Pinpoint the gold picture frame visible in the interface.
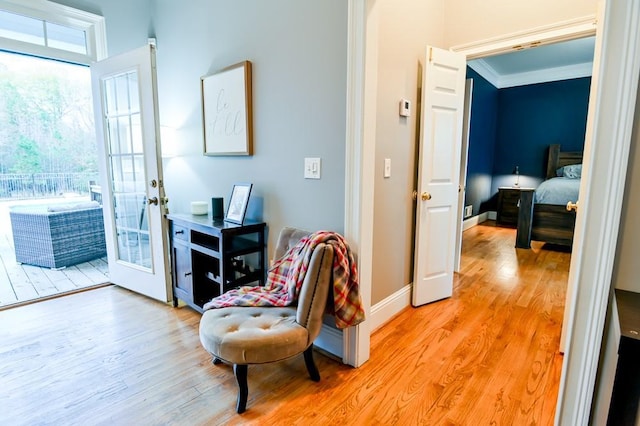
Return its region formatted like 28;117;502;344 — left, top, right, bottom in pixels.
201;61;253;156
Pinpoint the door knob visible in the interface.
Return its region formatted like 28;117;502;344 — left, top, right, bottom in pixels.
421;192;432;201
566;200;578;212
148;197;158;205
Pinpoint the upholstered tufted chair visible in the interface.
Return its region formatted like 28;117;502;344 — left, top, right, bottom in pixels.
199;227;334;413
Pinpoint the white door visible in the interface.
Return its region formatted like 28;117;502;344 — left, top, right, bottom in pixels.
91;44;171;302
454;78;473;273
412;46;466;307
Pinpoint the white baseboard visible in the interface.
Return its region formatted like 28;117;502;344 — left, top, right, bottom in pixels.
370;284;412;333
368;210;496;334
315;324;343;359
462;212;489;231
316;283;413;360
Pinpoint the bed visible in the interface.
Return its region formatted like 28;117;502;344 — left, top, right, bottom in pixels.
515;144;583;248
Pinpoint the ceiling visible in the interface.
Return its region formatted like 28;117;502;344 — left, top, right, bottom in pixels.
467;36;595;89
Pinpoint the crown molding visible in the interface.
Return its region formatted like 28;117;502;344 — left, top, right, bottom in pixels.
498;62;592;88
467;59;500;87
468;58;592;89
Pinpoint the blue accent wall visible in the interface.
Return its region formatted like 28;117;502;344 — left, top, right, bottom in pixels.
464;67;498;216
463;74;591;218
492;77;591;191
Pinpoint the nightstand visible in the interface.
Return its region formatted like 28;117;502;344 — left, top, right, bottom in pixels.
497;187;523;227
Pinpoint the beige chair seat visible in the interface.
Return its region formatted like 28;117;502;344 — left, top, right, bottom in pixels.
199;227;335;414
200;306;307;364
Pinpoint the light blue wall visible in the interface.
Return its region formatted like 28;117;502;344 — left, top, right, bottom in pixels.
52;0;348;258
51;0;153;56
154;0;348;256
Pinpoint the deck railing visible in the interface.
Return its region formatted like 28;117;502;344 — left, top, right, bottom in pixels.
0;173;99;200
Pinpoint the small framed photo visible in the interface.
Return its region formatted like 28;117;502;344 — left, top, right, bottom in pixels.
225;183;253;224
201;61;253;156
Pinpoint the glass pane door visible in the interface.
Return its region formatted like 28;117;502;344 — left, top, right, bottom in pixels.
102;70;151;269
92;44;170;302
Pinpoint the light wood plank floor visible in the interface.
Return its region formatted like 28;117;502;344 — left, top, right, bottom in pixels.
0;222;569;425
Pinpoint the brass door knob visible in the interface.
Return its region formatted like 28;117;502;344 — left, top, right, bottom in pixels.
148;197;159;205
421;192;432;201
566;201;578;212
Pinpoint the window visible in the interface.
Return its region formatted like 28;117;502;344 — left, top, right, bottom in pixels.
0;0;105;64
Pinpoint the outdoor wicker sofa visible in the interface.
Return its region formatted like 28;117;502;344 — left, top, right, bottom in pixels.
9;201;106;269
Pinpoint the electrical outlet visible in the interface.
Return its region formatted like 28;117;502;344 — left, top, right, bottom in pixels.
464;205;473;218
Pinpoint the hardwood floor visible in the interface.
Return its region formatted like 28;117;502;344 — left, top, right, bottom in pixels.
0;222;569;425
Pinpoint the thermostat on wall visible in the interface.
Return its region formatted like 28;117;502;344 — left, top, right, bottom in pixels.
399;98;411;117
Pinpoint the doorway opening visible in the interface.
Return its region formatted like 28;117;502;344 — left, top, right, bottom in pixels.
0;50;108;309
460;35;594;239
452;25;597;353
0;0;108;309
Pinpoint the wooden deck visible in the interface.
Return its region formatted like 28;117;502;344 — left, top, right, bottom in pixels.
0;198;110;309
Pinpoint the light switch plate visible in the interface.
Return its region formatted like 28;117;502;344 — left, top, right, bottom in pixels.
399;98;411;117
384;158;391;178
304;157;321;179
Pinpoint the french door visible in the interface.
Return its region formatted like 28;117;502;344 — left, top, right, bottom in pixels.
91;44;171;302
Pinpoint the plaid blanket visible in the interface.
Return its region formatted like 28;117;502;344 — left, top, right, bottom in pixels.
202;231;365;329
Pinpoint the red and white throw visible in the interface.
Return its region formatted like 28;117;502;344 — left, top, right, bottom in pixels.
203;231;365;329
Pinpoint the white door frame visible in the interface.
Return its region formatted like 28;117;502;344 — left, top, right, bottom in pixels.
345;0;640;422
553;2;640;423
342;0;374;367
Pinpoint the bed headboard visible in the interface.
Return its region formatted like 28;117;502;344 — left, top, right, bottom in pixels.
546;144;583;179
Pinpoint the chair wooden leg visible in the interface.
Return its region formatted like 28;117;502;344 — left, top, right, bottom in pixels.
233;364;248;414
303;346;320;382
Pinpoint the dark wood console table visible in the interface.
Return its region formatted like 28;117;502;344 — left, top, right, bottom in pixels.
167;213;266;313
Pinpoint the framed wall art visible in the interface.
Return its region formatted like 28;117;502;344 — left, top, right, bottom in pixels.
201;61;253;155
